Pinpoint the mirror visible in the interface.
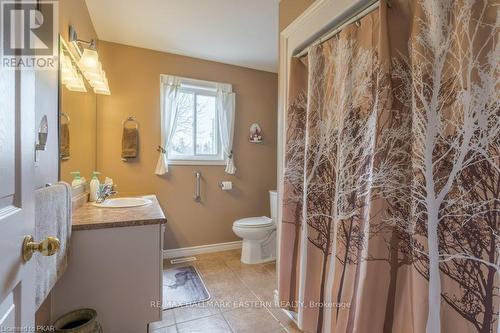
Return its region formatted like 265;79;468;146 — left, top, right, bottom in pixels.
58;37;97;184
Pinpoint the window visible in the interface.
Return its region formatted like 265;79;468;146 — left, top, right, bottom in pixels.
168;82;224;164
156;74;235;174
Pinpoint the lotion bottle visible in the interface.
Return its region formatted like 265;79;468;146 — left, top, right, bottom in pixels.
89;171;101;202
70;171;82;187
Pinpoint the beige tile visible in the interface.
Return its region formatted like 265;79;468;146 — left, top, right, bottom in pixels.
217;249;242;261
195;258;232;277
202;270;240;288
223;256;247;271
204;270;244;287
159;250;296;332
223;307;282;333
269;328;288;333
231;259;267;270
149;310;175;330
240;270;275;289
209;279;260;312
173;303;220;324
268;307;302;333
263;261;277;274
230;263;275;287
152;325;178;333
247;278;277;303
176;314;232;333
238;276;276;305
213;290;261;312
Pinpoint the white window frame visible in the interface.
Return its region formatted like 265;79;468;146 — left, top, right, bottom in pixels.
167;78;226;166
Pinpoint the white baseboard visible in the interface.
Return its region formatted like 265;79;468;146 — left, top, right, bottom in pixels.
163;240;242;259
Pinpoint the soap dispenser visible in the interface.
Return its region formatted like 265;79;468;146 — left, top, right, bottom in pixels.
70;171;82;187
89;171;101;202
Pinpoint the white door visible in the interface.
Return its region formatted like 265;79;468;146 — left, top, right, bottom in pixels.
0;50;37;329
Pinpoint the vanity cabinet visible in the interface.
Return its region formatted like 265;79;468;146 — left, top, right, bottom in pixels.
51;195;166;333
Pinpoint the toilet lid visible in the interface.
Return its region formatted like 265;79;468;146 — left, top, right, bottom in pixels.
234;216;273;228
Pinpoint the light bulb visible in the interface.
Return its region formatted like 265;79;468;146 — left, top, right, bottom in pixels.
78;48;99;71
66;73;87;92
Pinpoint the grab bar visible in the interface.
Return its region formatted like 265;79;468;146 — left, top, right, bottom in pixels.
194;171;201;202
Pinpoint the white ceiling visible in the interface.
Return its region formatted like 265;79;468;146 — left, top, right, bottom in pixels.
85;0;279;73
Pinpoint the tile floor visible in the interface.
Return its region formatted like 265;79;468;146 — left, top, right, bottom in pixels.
149;249;302;333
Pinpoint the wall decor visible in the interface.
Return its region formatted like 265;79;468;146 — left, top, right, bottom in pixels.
249;123;262;143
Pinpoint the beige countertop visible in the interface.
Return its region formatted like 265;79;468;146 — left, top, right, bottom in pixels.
72;195;167;231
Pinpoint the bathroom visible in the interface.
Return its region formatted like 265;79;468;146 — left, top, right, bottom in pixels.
1;0;499;332
36;0;281;331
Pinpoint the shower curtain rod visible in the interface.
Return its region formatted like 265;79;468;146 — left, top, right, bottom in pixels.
293;0;389;58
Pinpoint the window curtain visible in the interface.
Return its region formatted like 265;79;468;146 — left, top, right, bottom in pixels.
155;75;181;175
279;1;499;333
216;83;237;174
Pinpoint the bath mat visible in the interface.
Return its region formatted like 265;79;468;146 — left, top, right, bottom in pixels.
162;265;210;310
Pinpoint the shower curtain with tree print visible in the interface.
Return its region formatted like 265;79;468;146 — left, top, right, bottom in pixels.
279;0;500;332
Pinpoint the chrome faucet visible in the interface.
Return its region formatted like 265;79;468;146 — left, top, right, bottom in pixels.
95;184;117;203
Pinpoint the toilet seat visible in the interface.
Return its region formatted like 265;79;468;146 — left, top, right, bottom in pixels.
233;216;273;228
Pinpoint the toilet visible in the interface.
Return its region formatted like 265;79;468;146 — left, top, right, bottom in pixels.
232;190;277;264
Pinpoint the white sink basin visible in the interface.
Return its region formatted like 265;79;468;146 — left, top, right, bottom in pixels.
92;197;152;208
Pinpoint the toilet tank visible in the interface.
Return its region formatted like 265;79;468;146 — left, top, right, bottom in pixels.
269;190;278;222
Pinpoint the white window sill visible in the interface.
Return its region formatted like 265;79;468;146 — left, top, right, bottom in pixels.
168;160;226;166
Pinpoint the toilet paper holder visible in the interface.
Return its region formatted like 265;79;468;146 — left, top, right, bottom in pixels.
218;181;233;190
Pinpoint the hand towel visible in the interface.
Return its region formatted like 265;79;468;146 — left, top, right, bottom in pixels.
60;123;70;159
35;182;72;310
121;127;138;159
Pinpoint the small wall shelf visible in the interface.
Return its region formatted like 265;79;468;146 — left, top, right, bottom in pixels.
249;138;263;143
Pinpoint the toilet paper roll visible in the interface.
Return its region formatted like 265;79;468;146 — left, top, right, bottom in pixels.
220;181;233;191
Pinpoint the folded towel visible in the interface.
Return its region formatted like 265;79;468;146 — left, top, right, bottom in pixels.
60;123;70;159
35;182;72;310
121;127;138;159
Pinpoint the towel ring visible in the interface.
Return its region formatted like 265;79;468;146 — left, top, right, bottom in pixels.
122;116;139;129
61;112;70;124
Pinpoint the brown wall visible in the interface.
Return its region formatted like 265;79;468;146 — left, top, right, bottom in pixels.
96;42;278;249
59;0;98;184
59;0;97;42
279;0;317;32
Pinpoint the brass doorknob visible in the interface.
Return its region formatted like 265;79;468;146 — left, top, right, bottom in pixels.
22;235;60;262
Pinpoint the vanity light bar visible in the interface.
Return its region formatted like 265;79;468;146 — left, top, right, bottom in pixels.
68;26;111;95
66;74;87;92
78;49;111;95
60;39;87;92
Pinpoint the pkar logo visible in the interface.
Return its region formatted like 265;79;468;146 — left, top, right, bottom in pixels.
1;1;58;70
